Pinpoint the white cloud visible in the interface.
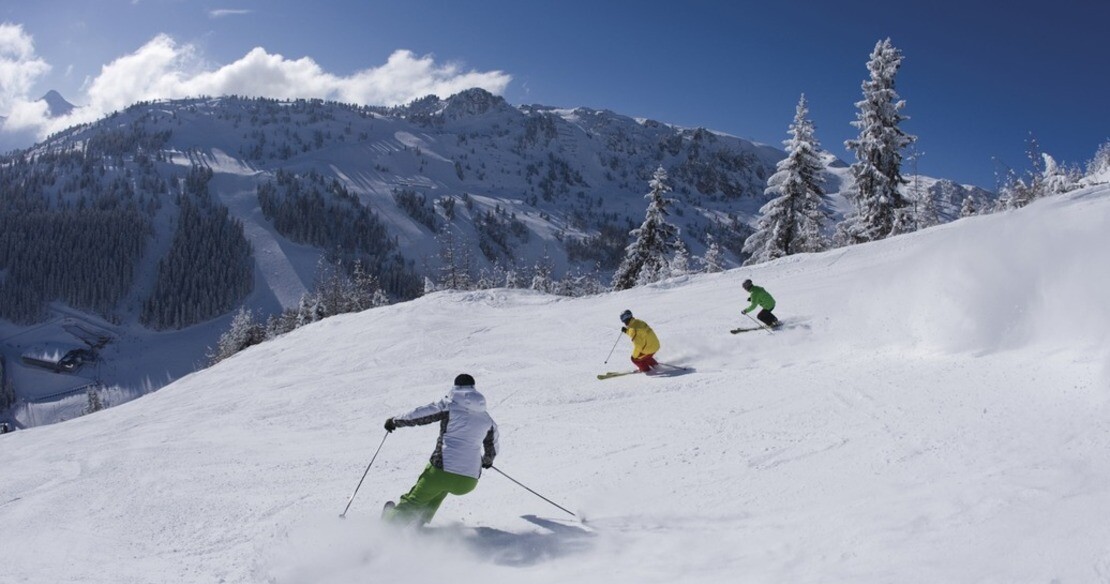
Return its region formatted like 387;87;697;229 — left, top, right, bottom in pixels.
0;23;51;113
208;9;253;18
1;32;512;148
335;50;513;106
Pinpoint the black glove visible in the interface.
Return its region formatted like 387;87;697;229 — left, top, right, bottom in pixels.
384;418;396;433
621;326;627;333
481;455;493;469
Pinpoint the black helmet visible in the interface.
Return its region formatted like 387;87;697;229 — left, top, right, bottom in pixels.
742;279;753;291
620;309;633;323
453;373;475;387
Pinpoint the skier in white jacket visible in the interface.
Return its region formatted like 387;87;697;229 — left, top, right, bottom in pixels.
382;373;499;525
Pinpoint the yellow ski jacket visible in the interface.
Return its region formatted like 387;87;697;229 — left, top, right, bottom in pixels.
624;318;660;358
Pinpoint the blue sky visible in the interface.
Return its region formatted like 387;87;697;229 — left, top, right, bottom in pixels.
2;0;1106;189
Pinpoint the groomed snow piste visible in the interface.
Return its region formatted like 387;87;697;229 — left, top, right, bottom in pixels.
2;185;1108;584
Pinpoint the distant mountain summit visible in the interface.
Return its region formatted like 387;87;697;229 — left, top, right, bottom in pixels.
40;90;76;118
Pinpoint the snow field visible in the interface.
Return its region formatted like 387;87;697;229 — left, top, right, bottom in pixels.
1;185;1108;583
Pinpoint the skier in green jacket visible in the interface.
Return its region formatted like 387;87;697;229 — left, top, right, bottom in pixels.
741;279;780;328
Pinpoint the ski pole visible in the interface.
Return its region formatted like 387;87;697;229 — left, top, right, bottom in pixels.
339;431;389;519
744;312;774;335
490;465;578;519
603;329;623;363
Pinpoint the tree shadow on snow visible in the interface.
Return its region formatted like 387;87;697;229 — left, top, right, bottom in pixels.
455;514;596;567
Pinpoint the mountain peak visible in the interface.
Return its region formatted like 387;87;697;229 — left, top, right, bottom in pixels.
39;90;76;118
441;87;511;118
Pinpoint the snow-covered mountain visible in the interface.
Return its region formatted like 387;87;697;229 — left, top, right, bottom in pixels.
0;90;993;427
1;183;1106;584
39;90;76;118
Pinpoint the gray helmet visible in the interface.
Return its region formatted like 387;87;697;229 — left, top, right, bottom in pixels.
742;279;753;291
620;309;633;323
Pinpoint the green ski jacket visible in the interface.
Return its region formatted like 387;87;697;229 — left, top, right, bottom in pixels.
744;285;776;313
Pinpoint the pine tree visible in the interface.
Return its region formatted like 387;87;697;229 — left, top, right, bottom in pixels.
998;134;1060;209
743;94;829;265
211;306;264;364
351;260;387;311
1040;153;1078;196
612;166;680;290
959;194;978;218
911;182;939;229
906;146;938;229
1086;140;1110;181
530;248;555;293
84;385;104;415
669;239;691;277
838;38;916;245
435;224;472;290
504;266;521;289
295;293;325;328
700;239;726;273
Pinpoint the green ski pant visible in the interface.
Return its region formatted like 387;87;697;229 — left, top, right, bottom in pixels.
387;464;478;525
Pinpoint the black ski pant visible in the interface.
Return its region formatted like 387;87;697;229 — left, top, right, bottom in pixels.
757;308;779;327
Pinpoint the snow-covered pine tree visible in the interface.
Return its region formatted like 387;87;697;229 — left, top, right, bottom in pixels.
743;94;829;265
435;224;472;290
504;266;521;289
959;194;978;218
669;239;691;277
295;293;325;328
612;166;680;291
264;310;299;340
211;306;265;364
700;239;726;273
1040;153;1079;196
371;289;391;308
1087;140;1110;181
838;38;916;245
530;248;555;293
351;259;389;310
84;384;104;415
906;146;938;229
999;134;1059;209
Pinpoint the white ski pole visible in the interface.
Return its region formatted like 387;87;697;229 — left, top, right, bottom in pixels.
339;431;389;518
603;329;623;363
744;312;774;335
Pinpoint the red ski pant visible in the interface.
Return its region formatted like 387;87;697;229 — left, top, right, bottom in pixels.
632;352;658;372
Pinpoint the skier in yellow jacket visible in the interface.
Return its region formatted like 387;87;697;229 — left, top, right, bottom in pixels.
620;309;660;372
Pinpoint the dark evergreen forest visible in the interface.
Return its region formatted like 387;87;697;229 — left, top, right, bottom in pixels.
257;170;421;300
141;167;254;329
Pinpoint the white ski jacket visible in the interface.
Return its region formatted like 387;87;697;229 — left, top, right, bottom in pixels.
392;385;499;479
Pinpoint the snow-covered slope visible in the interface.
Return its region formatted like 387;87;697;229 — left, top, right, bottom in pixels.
2;183;1107;582
1;92;1000;428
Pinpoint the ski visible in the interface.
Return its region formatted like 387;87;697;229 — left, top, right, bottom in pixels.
598;362;691;379
730;327;763;334
731;321;784;334
597;370;643;380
